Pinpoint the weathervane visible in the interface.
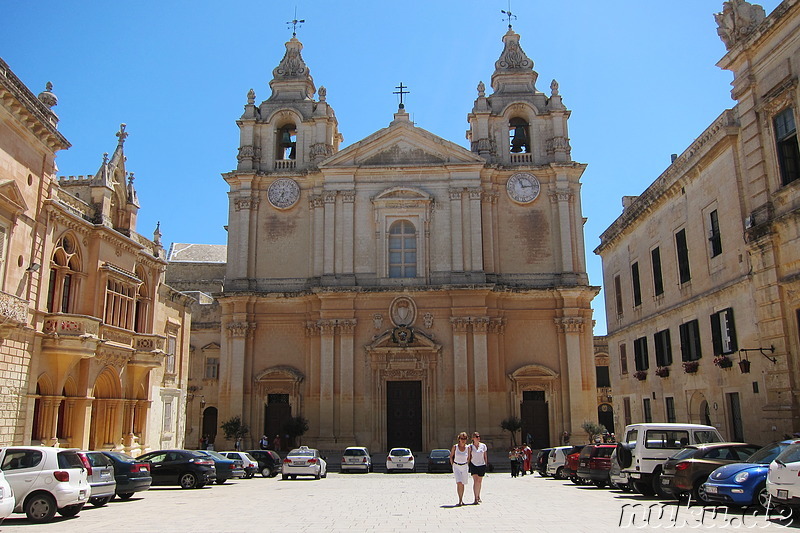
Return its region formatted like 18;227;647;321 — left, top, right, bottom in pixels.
501;0;517;29
393;82;410;109
287;7;305;37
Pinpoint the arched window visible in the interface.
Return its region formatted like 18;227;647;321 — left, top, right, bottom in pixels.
134;267;149;333
388;220;417;278
276;125;297;160
46;234;81;313
509;117;530;153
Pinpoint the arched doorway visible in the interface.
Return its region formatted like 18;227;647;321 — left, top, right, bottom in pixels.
202;406;218;448
598;403;614;435
264;394;291;450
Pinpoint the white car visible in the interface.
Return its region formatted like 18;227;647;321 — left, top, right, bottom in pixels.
281;446;327;480
545;446;572;478
221;451;259;478
767;442;800;509
0;446;90;523
341;447;372;473
386;448;415;473
0;470;15;521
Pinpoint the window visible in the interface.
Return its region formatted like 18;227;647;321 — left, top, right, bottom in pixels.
596;366;611;388
631;262;642;307
651;247;664;297
665;397;676;423
645;430;689;449
205;357;219;379
104;279;136;329
166;335;176;374
614;275;623;316
679;319;702;361
47;234;81;313
633;336;649;371
388;220;417;278
675;228;691;284
654;329;672;367
775;108;799;185
623;397;632;427
619;343;628;375
276;125;297;160
508;117;530;153
163;400;173;432
643;398;652;423
711;308;738;355
709;209;722;257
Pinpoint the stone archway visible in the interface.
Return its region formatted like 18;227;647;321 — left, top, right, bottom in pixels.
253;366;304;450
688;390;713;426
508;364;561;449
89;368;123;449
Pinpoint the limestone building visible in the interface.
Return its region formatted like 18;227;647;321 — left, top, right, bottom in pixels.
595;0;800;442
0;57;193;452
170;25;599;452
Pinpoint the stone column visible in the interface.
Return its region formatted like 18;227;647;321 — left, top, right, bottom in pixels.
223;321;256;425
449;189;464;272
233;196;254;279
338;319;357;442
310;195;324;277
342;191;355;278
323;192;337;277
550;190;574;273
318;319;336;440
468;188;484;273
451;317;470;428
472;317;490;434
555;317;587;434
482;192;497;273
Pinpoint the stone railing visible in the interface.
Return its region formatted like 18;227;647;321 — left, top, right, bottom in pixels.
133;334;165;352
274;159;296;170
510;152;533;164
43;314;101;336
0;290;29;328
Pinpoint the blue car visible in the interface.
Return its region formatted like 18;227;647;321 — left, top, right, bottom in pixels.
703;440;798;510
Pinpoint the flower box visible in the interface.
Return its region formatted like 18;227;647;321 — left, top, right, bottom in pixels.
683;360;699;373
713;356;733;369
655;366;670;378
633;370;647;381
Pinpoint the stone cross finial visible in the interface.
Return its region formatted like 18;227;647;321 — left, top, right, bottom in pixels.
37;82;58;108
318;86;327;102
393;82;410;109
128;172;135;185
477;81;485;97
153;221;162;246
116;123;128;145
102;152;109;165
247;88;255;105
550;79;559;96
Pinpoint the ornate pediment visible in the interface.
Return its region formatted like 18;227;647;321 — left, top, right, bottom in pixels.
360;142;446;166
0;179;28;218
367;327;440;352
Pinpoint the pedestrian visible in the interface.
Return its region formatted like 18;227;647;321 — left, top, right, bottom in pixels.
523;443;533;474
273;434;281;452
469;432;489;504
259;434;270;450
235;437;242;451
449;432;471;506
200;435;208;449
509;446;519;477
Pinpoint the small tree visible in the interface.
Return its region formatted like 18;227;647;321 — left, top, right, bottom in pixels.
221;416;249;442
581;421;607;443
283;416;309;447
500;416;524;446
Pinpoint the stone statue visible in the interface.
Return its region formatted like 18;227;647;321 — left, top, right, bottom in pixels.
318;85;327;102
715;0;766;50
477;81;485;97
247;88;255;105
550;79;559;97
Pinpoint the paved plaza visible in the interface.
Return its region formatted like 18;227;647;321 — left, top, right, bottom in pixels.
0;472;796;532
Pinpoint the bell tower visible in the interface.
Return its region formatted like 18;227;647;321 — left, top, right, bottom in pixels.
467;27;571;166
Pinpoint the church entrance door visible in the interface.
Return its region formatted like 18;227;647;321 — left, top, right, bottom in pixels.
386;381;422;451
264;394;291;450
521;391;550;448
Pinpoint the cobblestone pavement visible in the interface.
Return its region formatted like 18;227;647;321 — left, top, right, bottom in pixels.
0;472;796;532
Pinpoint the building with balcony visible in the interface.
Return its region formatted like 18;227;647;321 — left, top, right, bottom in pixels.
0;57;192;452
595;0;800;442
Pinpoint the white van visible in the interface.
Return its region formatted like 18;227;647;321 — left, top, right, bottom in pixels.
616;423;723;496
545;446;572;479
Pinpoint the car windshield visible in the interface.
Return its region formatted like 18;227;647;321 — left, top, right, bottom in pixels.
670;447;699;460
104;451;135;462
596;447;614;458
244;454;257;462
57;451;84;469
390;449;411;456
344;449;367;456
430;450;450;458
206;451;228;460
747;442;793;464
694;430;721;444
775;444;800;464
188;451;208;458
288;450;315;457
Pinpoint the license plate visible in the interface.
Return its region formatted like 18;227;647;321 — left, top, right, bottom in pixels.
629;473;640;479
778;489;788;499
347;459;360;463
396;464;405;468
100;472;112;479
293;461;304;466
662;478;670;485
705;486;718;494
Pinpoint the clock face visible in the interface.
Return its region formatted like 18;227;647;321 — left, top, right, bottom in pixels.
506;172;540;204
267;178;300;209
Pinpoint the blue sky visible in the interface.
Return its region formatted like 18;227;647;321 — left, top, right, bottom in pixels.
2;0;782;334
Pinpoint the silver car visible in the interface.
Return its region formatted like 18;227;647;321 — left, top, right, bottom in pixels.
341;447;372;473
281;446;327;480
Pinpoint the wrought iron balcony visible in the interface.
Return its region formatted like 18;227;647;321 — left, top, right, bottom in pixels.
0;290;29;331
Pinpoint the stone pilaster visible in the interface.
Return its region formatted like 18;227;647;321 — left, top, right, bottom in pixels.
472;317;490;433
468;188;484;272
449;189;464;272
451;317;470;427
338;319;357;442
550;189;575;272
317;319;336;439
323;192;337;276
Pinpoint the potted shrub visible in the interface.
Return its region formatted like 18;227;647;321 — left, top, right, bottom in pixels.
633;370;647;381
683;360;699;373
713;355;733;369
655;366;670;378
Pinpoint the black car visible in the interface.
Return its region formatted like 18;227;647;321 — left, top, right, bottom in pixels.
427;449;452;473
246;449;282;478
101;451;153;500
194;450;244;484
137;449;216;489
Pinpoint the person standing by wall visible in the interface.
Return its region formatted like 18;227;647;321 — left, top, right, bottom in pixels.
450;432;471;506
469;432;489;504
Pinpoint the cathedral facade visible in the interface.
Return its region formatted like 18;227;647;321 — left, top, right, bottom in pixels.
172;26;599;452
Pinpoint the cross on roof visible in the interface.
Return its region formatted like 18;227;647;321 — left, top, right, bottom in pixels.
393;82;410;109
287;8;305;36
502;1;517;29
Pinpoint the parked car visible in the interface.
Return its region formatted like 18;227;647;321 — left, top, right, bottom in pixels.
545;446;571;479
660;442;760;503
701;439;797;511
221;451;259;478
767;441;800;510
0;446;90;523
426;449;452;473
282;446;327;480
609;448;631;491
76;451;116;507
577;444;616;487
0;470;15;521
100;451;152;500
386;448;415;473
194;450;244;484
341;447;372;473
535;448;553;476
562;445;586;484
246;449;282;478
616;423;723;496
137;449;216;489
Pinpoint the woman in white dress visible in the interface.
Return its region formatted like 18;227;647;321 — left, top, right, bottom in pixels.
449;432;471;506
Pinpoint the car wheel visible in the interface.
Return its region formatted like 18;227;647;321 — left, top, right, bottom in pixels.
262;467;272;478
216;478;227;485
315;472;321;480
291;475;296;480
24;493;57;523
180;472;199;489
281;474;288;480
57;503;84;518
570;475;581;485
117;492;134;501
555;466;565;479
322;469;327;478
633;480;655;496
196;483;206;489
594;480;607;488
89;496;112;507
693;480;712;505
652;470;669;498
755;483;774;511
